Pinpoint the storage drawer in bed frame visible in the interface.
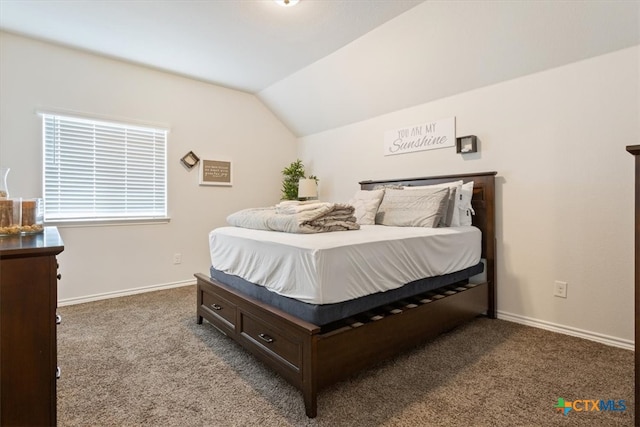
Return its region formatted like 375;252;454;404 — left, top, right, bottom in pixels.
199;287;237;334
196;272;489;417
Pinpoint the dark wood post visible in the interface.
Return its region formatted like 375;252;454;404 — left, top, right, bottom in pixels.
626;145;640;424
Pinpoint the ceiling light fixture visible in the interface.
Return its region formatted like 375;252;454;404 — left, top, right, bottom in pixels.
274;0;299;6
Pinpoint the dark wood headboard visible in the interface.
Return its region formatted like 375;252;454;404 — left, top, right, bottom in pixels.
359;171;497;318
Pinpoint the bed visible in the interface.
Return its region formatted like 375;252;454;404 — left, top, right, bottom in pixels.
195;171;497;418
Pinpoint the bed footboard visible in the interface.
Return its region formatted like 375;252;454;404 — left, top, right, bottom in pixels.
196;273;488;418
196;273;321;416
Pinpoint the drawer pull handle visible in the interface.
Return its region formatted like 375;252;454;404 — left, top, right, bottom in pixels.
56;314;62;325
210;304;222;311
56;367;61;379
57;273;62;280
258;333;274;344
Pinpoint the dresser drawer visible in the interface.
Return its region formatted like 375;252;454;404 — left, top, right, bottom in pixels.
240;312;302;371
200;289;237;331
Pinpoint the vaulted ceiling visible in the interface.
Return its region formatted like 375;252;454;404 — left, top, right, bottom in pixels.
1;1;638;137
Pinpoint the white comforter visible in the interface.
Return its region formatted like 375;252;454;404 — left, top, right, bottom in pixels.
209;224;481;304
226;202;359;233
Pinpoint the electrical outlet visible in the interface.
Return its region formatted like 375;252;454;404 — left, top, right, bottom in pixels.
173;253;182;264
554;280;567;298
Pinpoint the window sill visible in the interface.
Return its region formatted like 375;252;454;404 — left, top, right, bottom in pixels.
45;217;171;228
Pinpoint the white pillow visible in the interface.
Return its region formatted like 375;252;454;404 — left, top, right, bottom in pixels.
459;181;475;226
348;189;384;225
403;180;463;227
375;187;450;228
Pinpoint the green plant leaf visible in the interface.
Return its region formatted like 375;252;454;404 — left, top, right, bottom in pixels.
281;159;307;200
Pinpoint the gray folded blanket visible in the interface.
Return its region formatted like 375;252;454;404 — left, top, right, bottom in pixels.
227;202;360;233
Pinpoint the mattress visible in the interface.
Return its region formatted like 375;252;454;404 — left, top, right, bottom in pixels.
210;262;484;326
209;224;481;305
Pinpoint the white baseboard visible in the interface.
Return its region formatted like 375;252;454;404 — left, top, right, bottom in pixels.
58;286;635;352
58;279;195;307
498;311;634;351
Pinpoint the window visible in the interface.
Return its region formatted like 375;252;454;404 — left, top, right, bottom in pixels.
42;113;168;223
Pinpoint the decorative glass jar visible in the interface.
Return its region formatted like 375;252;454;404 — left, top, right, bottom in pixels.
21;198;44;234
0;198;21;236
0;167;9;199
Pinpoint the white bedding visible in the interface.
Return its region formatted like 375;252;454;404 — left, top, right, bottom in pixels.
209;224;481;305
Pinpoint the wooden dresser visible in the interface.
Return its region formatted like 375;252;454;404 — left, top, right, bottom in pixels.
0;227;64;426
627;145;639;425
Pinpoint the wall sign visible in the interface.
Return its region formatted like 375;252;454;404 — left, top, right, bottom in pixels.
384;117;455;156
199;159;232;186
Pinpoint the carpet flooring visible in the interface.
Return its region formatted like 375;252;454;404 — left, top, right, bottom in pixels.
57;285;634;426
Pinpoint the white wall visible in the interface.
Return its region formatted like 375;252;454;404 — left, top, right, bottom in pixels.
299;46;638;346
0;32;297;303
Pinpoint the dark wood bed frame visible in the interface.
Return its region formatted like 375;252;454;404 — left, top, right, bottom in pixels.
195;171;497;418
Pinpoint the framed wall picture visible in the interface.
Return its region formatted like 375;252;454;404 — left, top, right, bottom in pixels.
180;151;200;169
199;159;232;186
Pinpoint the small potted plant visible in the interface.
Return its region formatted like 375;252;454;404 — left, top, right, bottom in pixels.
281;159;317;200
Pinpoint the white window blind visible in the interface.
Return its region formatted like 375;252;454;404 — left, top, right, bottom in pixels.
42;113;167;222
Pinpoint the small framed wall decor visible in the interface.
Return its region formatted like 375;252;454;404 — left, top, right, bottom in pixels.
180;151;200;169
456;135;478;154
199;159;232;186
